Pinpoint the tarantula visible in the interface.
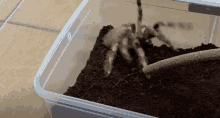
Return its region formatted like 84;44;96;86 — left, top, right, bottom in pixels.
103;0;193;78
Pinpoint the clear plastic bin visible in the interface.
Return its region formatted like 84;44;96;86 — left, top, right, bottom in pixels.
34;0;220;117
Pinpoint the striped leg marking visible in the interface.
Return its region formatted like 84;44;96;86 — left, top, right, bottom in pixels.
137;0;143;35
122;23;136;33
152;22;175;50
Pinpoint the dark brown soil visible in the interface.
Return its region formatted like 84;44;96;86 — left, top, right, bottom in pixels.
64;25;220;118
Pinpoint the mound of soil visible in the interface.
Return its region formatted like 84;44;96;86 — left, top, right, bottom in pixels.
64;25;220;118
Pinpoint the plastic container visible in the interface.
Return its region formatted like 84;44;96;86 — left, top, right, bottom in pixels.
34;0;220;117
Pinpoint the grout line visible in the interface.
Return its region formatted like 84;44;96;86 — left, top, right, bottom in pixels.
7;21;61;35
0;0;24;31
4;0;23;22
209;16;218;44
0;0;61;35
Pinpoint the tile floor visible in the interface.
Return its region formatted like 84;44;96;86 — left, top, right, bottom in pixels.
0;0;82;117
0;0;219;118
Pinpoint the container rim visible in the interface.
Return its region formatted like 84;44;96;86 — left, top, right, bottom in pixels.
34;0;220;117
174;0;220;7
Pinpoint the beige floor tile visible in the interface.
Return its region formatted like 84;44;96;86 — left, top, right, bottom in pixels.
0;23;58;118
8;0;83;31
0;25;58;67
0;0;22;21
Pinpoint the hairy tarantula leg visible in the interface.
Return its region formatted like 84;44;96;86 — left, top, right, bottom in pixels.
137;0;143;35
177;22;194;30
122;23;136;33
132;37;148;69
119;38;132;63
152;22;176;50
156;31;176;50
132;37;151;78
104;43;119;77
122;23;135;27
154;21;194;31
141;25;157;44
153;21;166;32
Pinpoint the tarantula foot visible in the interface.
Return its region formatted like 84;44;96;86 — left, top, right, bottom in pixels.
142;71;151;79
105;71;111;77
104;60;112;77
141;67;151;79
104;68;111;77
145;74;151;79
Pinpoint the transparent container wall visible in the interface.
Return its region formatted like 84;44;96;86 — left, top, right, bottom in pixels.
34;0;220;118
42;0;220;94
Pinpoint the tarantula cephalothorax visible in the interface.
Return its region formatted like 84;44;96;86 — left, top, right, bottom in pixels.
102;0;193;78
